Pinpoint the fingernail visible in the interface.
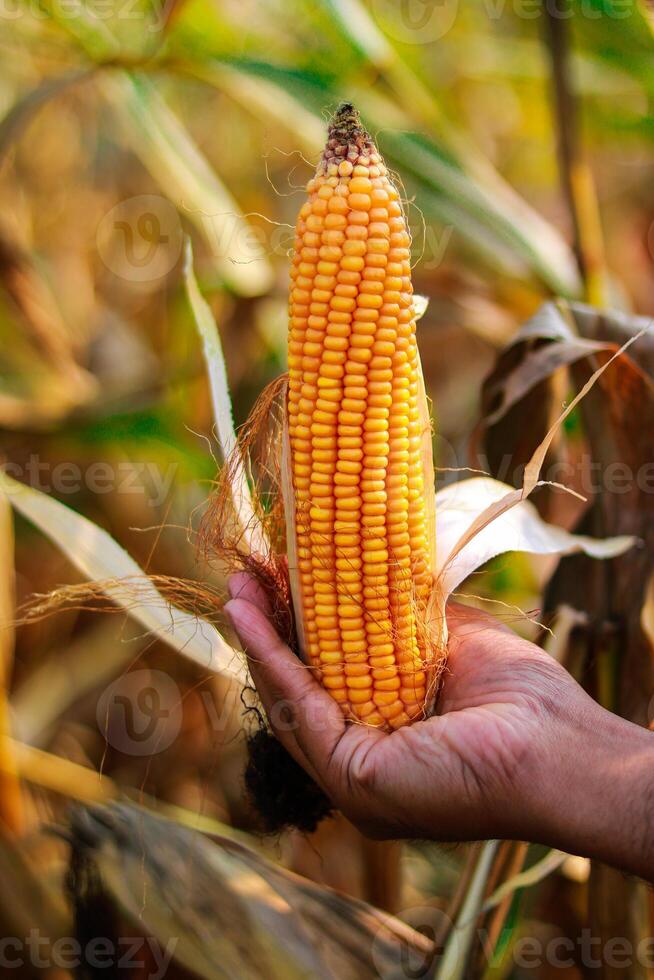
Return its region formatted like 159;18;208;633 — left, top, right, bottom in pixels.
224;598;238;628
227;572;248;600
224;599;248;645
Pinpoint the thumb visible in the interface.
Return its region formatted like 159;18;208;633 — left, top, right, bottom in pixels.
224;595;287;667
224;596;350;781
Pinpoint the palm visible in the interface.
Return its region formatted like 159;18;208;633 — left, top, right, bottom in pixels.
227;574;654;876
321;605;564;840
226;576;575;842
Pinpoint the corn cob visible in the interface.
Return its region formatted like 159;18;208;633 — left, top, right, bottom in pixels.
285;103;436;731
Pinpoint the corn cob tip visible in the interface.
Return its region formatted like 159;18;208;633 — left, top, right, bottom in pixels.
324;102;374;167
330;101;365;136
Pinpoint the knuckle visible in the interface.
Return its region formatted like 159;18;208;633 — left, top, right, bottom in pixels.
345;737;379;796
514;654;568;720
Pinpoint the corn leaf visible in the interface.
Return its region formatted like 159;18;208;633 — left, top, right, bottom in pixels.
36;0;120;58
572;0;654;99
26;0;581;294
442;317;648;584
67;802;435;980
313;0;580;294
0;494;14;682
196;58;580;295
435;476;635;595
0;495;24;833
436;840;499;980
13;622;148;746
102;72;274;297
414;295;429;321
316;0;394;65
193;61;324;155
480;849;568;916
0;69;95;164
184;239;269;559
0;472;245;683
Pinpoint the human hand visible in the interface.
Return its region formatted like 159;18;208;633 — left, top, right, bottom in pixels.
225;573;654;880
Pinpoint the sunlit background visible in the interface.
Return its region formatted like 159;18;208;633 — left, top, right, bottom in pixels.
0;0;653;975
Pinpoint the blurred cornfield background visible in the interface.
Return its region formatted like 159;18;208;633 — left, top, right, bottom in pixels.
0;0;653;977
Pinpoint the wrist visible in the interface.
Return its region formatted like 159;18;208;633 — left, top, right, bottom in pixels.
523;694;654;880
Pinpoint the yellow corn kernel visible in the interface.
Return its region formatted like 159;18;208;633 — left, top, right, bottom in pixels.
287;102;435;732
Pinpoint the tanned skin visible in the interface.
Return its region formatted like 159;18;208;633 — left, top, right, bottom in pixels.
226;572;654;882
